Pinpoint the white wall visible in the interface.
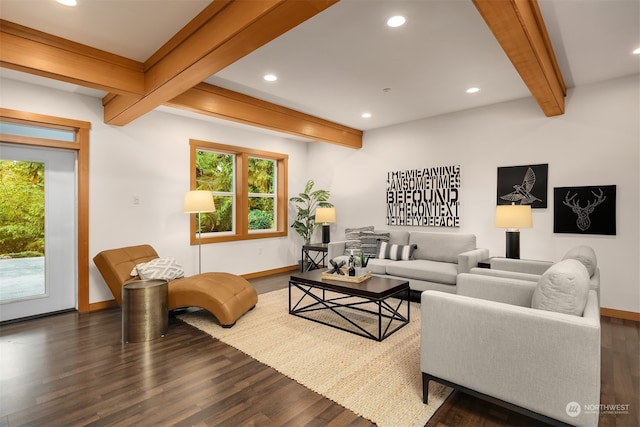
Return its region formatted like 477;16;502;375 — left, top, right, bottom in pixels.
1;75;638;312
0;79;312;303
306;75;640;313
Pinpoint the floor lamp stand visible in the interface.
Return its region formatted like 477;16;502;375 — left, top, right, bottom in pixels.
197;212;203;274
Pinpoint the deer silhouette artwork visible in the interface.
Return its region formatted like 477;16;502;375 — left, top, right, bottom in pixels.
563;188;606;231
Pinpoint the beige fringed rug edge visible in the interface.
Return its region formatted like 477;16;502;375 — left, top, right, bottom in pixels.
178;288;451;427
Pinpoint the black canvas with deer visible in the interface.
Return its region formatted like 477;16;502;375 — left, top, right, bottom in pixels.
497;164;548;208
553;185;616;235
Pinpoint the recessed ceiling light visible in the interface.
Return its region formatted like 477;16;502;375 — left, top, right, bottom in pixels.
466;87;480;94
387;16;406;28
633;47;640;55
56;0;77;6
263;74;277;82
361;112;372;118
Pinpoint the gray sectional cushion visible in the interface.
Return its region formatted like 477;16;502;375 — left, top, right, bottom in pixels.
410;232;476;263
388;230;410;245
367;258;393;275
531;259;590;316
386;259;458;285
562;245;597;277
360;230;390;257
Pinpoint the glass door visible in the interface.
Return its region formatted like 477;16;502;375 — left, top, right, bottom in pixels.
0;143;77;322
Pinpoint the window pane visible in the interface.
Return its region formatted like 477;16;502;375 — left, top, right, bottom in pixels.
0;122;75;142
248;157;275;194
249;197;275;230
196;150;233;192
198;196;233;233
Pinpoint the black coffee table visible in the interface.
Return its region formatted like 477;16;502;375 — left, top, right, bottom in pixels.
289;269;410;341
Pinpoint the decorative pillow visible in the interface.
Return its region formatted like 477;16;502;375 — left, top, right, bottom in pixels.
344;226;374;255
562;245;597;277
376;241;417;261
531;259;590;316
359;230;390;258
130;257;185;281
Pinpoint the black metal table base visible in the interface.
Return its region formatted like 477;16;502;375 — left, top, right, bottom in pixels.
288;280;410;341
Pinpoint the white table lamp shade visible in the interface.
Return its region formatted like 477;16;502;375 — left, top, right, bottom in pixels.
315;207;336;224
495;205;532;230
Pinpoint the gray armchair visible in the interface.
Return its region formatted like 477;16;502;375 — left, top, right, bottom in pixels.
471;245;600;298
421;266;601;427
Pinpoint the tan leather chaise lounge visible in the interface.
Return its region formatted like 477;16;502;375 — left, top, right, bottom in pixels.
93;244;258;327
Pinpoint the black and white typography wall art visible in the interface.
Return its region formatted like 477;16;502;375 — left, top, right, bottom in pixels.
497;163;548;208
554;185;616;235
386;165;460;227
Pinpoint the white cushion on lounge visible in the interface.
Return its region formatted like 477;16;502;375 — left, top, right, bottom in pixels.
131;257;185;281
531;259;590;316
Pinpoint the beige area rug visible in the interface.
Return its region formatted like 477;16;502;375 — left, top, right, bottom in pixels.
178;287;451;427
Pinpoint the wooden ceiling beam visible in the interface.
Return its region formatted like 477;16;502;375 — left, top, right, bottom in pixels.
0;20;144;95
103;0;339;126
166;83;363;149
473;0;566;116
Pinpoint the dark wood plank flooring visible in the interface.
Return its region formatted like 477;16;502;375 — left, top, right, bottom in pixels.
0;272;638;427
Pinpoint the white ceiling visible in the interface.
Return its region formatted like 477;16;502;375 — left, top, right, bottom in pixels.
0;0;638;132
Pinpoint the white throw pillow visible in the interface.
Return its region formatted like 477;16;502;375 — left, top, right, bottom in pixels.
562;245;597;277
531;259;590;316
130;257;185;281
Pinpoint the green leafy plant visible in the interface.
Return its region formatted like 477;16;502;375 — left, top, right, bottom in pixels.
289;180;333;244
358;251;369;268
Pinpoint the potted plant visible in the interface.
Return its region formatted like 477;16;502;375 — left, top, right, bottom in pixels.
290;179;333;245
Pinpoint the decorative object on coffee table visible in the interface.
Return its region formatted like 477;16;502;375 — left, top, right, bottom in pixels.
321;269;372;283
328;259;346;274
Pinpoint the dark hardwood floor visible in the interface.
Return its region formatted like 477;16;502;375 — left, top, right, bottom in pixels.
1;272;638;427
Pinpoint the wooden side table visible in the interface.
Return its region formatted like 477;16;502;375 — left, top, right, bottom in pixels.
477;258;494;269
301;243;328;272
122;279;168;343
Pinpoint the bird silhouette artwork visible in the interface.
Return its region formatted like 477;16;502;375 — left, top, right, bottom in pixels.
500;167;542;205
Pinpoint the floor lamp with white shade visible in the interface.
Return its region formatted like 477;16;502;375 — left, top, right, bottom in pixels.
183;190;216;274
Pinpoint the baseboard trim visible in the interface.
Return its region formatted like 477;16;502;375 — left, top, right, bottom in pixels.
241;265;298;280
89;299;118;312
601;307;640;322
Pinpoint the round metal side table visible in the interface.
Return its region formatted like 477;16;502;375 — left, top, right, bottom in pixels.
122;279;168;343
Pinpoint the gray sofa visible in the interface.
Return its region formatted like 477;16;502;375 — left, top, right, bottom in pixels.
422;260;601;427
328;228;489;295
